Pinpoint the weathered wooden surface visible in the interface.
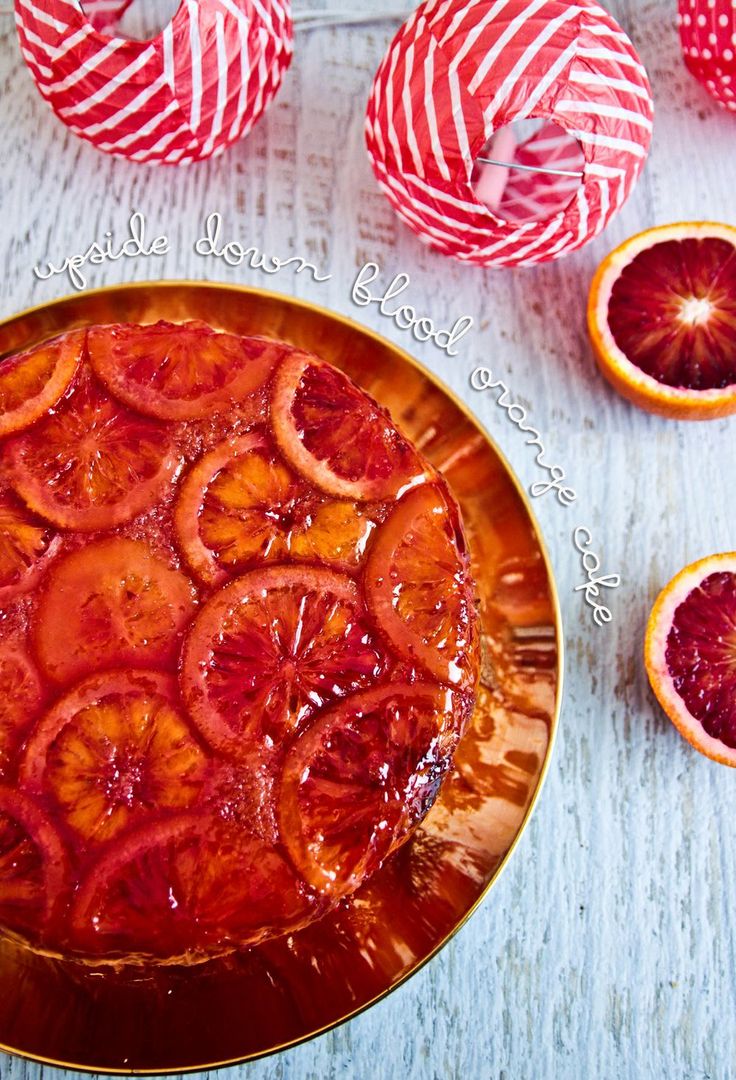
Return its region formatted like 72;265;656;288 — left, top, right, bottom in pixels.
1;1;736;1077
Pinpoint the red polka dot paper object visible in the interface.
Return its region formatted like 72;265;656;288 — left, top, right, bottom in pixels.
365;0;654;267
678;0;736;112
14;0;293;165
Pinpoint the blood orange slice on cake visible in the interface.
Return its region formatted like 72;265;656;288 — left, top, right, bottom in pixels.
70;814;312;960
181;566;385;759
0;491;61;605
174;432;377;586
271;350;426;500
365;483;478;691
588;222;736;419
645;553;736;765
21;670;208;845
0;645;44;780
0;331;83;438
0;787;68;942
88;321;283;420
279;682;469;898
5;369;178;530
32;538;197;685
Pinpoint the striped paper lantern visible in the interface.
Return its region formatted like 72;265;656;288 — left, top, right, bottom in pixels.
678;0;736;112
365;0;654;268
14;0;293;165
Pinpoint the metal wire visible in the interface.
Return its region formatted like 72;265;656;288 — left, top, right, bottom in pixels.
476;155;584;179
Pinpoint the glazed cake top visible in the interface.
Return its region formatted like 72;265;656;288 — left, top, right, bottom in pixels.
0;321;479;964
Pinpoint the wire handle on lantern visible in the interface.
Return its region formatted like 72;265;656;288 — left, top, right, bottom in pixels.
476;155;584;179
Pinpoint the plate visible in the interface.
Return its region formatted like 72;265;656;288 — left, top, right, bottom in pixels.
0;282;562;1074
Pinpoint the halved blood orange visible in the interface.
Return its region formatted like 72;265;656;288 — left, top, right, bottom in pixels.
0;491;61;605
32;538;197;685
174;432;377;586
271;351;426;500
0;645;43;779
365;483;479;690
0;330;83;438
0;786;68;939
180;566;385;758
70;813;311;961
21;670;208;844
279;682;464;898
645;553;736;766
588;222;736;419
5;369;179;530
88;321;283;420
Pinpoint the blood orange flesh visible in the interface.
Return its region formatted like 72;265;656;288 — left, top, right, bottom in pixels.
21;671;208;846
0;491;60;605
88;321;283;420
272;351;426;500
32;538;197;685
0;787;68;941
279;683;467;898
70;814;312;961
366;483;478;690
174;432;376;586
589;223;736;419
0;646;43;780
5;369;178;530
608;236;736;389
180;566;385;758
645;554;736;765
0;331;83;438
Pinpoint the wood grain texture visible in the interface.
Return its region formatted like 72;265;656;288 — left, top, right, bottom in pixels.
1;1;735;1077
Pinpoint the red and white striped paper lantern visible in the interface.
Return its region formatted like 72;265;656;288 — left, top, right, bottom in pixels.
678;0;736;112
14;0;293;165
365;0;654;268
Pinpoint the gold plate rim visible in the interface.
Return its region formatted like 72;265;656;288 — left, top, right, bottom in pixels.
0;280;564;1075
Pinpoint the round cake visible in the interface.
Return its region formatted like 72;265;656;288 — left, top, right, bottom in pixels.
0;320;479;965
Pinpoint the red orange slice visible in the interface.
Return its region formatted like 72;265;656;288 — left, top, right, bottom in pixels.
88;321;283;420
70;813;310;960
5;370;178;530
0;331;83;438
279;682;464;898
180;566;385;758
0;491;61;605
0;645;43;779
32;538;197;685
271;351;425;500
645;553;736;765
174;432;377;586
365;483;479;690
21;670;207;844
588;222;736;419
0;786;68;939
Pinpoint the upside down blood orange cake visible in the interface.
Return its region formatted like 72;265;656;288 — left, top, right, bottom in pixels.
0;320;480;965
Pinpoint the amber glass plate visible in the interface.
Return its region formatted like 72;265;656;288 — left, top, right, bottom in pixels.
0;283;562;1074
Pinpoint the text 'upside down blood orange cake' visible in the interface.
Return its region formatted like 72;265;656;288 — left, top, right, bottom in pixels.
0;320;479;965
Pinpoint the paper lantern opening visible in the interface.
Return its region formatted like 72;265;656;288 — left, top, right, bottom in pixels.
83;0;180;41
365;0;654;268
15;0;294;165
472;119;585;224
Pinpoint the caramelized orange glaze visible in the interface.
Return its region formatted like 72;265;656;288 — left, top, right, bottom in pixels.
0;322;479;965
